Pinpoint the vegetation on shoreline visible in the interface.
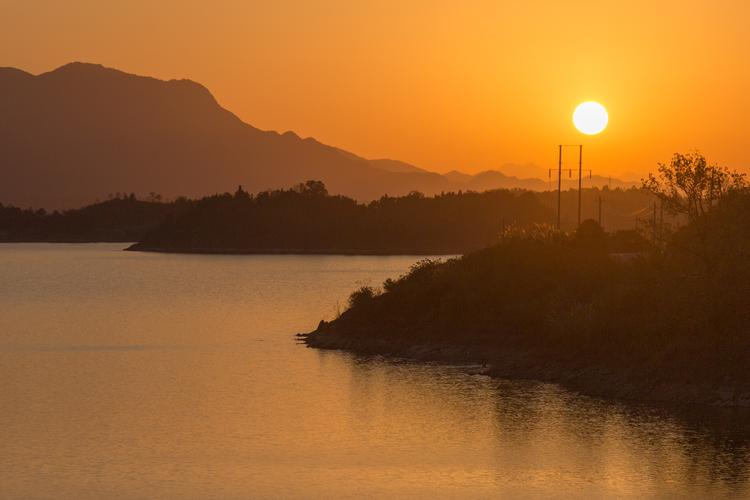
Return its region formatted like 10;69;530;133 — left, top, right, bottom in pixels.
307;153;750;405
0;195;176;242
1;180;657;253
128;181;552;254
126;181;652;254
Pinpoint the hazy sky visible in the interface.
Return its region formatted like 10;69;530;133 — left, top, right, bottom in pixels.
2;0;749;178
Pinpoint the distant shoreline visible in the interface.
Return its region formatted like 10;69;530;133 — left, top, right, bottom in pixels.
125;243;456;256
0;240;454;256
0;239;135;244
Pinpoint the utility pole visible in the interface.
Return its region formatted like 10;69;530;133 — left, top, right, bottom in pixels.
659;200;664;243
598;195;603;228
652;201;657;245
557;145;562;230
554;144;589;231
578;144;583;227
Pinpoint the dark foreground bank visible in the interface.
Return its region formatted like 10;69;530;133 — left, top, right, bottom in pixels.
303;192;750;407
303;328;750;407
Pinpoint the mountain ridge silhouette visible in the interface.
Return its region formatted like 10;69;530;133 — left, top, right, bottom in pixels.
0;63;635;209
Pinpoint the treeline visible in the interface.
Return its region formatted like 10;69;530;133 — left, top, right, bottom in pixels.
129;181;656;254
2;181;653;252
536;187;654;231
129;180;553;254
306;153;750;405
0;195;176;242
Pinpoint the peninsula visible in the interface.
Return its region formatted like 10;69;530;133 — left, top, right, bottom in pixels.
304;155;750;407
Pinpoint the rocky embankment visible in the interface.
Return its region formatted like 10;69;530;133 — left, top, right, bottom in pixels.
301;323;750;408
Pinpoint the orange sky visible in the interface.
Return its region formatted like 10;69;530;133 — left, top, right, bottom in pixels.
2;0;749;179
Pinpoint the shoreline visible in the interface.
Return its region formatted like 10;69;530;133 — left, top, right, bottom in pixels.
301;329;750;408
125;243;460;256
0;239;135;244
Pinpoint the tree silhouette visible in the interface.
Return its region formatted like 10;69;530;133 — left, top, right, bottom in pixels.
643;151;746;221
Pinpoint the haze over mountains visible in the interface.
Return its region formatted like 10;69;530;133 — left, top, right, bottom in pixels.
0;63;635;209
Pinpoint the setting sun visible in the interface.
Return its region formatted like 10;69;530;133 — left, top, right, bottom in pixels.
573;101;609;135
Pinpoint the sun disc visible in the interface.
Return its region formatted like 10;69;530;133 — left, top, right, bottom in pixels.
573;101;608;135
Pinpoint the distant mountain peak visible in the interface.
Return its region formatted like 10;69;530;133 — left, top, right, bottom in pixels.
57;61;106;71
443;170;472;183
43;61;124;78
474;169;510;178
0;67;33;78
34;62;221;110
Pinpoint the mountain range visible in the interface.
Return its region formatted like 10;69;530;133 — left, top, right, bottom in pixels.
0;63;636;209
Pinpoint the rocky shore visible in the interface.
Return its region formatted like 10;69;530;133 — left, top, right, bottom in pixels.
301;325;750;408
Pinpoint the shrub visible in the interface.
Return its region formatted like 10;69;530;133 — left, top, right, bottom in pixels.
348;286;377;310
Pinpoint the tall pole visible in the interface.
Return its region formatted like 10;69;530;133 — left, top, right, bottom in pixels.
659;201;664;243
577;144;583;227
557;145;562;230
598;195;602;227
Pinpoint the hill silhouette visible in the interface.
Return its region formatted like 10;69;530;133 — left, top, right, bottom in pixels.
304;189;750;406
0;182;652;247
0;63;635;209
127;181;556;255
0;195;174;242
0;62;447;208
303;156;750;405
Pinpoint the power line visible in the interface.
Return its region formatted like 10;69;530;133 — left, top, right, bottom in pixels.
550;144;591;230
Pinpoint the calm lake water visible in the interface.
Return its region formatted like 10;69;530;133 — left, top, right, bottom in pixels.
1;243;749;499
